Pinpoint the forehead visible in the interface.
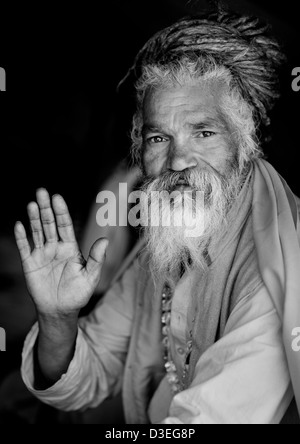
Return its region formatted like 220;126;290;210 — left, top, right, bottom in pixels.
143;79;228;126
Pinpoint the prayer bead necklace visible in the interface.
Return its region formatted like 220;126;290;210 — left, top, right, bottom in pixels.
161;283;195;394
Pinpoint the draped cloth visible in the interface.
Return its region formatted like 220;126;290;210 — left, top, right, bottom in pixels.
105;158;300;421
184;158;300;416
252;159;300;415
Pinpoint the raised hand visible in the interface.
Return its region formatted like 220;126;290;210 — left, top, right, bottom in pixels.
14;189;108;317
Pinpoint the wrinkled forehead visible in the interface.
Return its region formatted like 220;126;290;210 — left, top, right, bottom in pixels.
143;78;230;129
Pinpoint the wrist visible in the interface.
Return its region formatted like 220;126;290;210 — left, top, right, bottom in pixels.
37;309;80;324
35;313;79;388
37;311;79;342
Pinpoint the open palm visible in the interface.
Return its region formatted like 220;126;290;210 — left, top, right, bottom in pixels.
14;189;108;316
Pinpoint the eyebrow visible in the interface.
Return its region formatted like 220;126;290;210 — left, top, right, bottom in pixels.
142;117;226;136
188;118;225;130
142;124;164;135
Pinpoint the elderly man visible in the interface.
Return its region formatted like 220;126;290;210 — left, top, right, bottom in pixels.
16;9;300;424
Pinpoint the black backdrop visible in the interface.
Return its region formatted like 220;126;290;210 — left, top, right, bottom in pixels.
1;0;300;227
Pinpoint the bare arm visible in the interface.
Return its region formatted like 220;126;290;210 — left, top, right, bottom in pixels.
15;189;108;386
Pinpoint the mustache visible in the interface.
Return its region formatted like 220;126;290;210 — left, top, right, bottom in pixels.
141;167;226;192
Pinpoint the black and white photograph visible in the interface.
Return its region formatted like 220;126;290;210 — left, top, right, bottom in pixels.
1;0;300;426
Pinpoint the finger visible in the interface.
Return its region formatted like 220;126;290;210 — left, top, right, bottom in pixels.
36;188;58;243
14;221;31;261
27;202;44;248
52;194;76;242
86;238;109;281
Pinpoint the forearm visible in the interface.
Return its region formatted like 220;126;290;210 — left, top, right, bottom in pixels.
21;261;137;411
35;312;79;388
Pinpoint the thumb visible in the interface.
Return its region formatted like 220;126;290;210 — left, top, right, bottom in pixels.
86;237;109;280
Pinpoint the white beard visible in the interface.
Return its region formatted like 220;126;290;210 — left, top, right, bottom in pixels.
140;164;243;283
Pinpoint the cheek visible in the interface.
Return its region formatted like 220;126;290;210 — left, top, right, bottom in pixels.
197;139;235;174
142;147;166;176
217;148;238;175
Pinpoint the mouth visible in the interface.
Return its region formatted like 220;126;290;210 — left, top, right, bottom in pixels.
172;180;192;192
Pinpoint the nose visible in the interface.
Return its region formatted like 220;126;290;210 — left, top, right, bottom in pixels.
167;142;197;172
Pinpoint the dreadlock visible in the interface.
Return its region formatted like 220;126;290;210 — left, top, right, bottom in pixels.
119;8;285;129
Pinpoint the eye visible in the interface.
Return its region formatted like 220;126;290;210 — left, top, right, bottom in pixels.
197;131;216;138
147;136;169;144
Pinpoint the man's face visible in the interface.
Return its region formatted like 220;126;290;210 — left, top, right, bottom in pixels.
141;79;237;180
139;79;244;280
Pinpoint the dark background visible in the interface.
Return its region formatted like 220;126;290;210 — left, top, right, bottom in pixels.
1;0;300;226
0;0;299;423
